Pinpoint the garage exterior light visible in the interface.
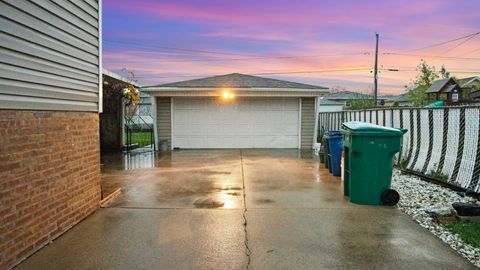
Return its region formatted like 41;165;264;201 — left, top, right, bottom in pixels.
222;91;235;100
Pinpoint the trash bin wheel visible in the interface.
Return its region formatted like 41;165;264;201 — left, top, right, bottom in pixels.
381;189;400;206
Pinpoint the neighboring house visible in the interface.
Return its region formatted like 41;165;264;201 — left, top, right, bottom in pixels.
458;76;480;89
426;76;480;103
426;78;462;103
141;73;329;150
458;76;480;101
318;98;344;112
0;2;101;269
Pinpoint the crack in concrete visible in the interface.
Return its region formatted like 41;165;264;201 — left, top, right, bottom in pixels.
240;150;252;269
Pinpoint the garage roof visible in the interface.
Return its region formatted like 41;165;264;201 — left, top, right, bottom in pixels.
141;73;329;97
144;73;328;89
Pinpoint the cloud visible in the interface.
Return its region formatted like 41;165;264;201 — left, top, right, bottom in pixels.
102;0;480;94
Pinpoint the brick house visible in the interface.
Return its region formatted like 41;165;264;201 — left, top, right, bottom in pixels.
0;1;102;269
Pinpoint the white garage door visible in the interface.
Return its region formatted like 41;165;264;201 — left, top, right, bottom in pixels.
172;97;300;148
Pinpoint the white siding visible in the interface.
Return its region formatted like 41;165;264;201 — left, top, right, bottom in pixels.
156;97;172;149
301;97;315;149
0;0;100;111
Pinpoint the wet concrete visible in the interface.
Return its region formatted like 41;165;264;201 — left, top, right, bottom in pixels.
16;149;477;269
15;208;246;270
101;150;244;209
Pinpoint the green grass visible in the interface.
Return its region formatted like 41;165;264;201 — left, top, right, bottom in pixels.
443;221;480;248
125;131;153;147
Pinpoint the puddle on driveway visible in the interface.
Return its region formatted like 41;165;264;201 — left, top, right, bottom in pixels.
193;198;225;208
101;149;322;209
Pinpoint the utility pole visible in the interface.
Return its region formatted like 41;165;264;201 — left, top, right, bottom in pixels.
374;33;379;106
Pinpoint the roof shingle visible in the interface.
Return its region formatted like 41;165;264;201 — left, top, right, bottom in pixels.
426;78;451;93
144;73;327;89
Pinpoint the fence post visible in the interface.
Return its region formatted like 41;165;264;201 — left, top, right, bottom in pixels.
383;109;386;126
390;109;394;127
399;109;403;128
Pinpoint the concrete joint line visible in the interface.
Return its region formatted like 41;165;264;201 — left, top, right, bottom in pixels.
240;150;252;269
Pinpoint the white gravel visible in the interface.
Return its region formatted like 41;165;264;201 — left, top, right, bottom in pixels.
392;169;480;267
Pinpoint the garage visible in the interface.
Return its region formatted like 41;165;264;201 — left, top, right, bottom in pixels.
141;73;328;150
172;97;300;148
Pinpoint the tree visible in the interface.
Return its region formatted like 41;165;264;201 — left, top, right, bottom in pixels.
405;60;439;106
440;65;450;79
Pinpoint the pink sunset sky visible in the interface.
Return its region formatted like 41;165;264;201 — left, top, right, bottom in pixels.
103;0;480;95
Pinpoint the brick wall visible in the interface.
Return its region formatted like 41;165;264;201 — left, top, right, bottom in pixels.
0;111;101;270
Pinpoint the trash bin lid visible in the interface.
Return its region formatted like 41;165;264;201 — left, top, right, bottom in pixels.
325;130;342;138
341;121;406;137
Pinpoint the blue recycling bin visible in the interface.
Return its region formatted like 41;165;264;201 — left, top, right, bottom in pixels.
325;131;342;176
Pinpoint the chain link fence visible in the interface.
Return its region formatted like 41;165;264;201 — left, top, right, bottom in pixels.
318;106;480;192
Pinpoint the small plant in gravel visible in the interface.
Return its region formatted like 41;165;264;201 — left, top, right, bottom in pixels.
428;164;450;181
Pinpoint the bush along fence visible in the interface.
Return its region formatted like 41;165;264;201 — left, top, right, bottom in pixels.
318;106;480;193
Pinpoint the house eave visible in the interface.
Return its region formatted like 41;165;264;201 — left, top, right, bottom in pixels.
464;77;480;86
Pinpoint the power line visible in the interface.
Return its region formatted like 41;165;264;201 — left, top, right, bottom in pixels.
104;39;371;61
381;67;480;73
251;67;372;76
382;66;480;71
104;39;256;57
109;51;370;63
382;52;480;60
441;33;480;54
133;67;373;79
400;31;480;52
459;47;480;56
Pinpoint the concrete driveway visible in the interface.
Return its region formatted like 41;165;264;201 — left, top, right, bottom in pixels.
16;150;476;269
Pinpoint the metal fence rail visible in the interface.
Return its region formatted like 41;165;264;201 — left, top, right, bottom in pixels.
318;106;480;192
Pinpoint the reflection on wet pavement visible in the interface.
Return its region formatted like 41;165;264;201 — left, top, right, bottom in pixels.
101;149;157;171
101;150;245;209
100;149;332;210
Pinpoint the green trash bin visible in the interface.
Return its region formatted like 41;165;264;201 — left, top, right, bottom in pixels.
341;122;407;206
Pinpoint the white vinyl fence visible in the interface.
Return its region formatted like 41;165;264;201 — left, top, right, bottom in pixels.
318;106;480;192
